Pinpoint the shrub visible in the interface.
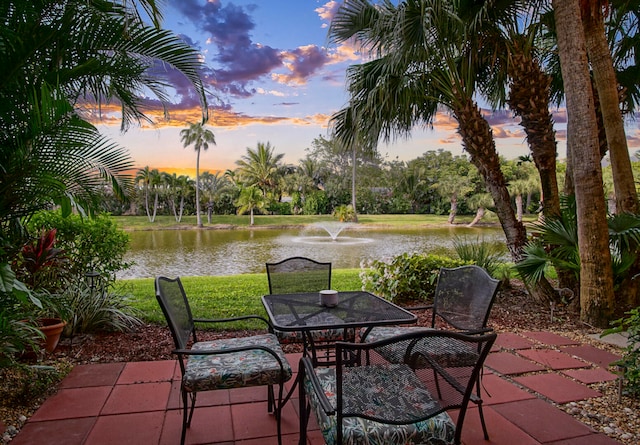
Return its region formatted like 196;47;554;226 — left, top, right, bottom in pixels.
603;306;640;398
333;204;356;222
62;281;142;336
360;253;467;304
25;211;132;283
452;236;505;277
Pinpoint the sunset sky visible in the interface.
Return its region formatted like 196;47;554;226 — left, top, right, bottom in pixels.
95;0;639;177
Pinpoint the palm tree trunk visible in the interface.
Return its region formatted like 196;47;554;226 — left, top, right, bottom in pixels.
144;186;152;222
151;192;158;223
583;4;638;215
448;193;457;224
515;194;523;222
553;0;615;327
467;207;485;227
454;97;527;262
507;50;561;220
351;145;358;222
195;149;202;227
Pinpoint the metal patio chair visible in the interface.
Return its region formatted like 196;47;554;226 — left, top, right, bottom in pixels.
361;264;501;439
266;257;350;365
299;329;497;445
155;276;293;445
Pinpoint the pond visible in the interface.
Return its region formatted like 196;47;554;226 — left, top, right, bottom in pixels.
119;224;507;279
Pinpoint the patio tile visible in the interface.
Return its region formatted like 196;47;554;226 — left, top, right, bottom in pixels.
520;331;581;346
547;433;625;444
231;400;299;441
160;405;233;444
117;360;176;384
494;332;536;350
85;411;165;445
229;385;270;404
562;368;619;384
238;433;300;444
561;344;622;368
101;381;172;415
10;418;96;445
59;363;124;389
29;386;112;421
449;406;541;445
518;348;588;370
485;351;545;375
514;373;602;403
479;374;536;405
492;398;594;443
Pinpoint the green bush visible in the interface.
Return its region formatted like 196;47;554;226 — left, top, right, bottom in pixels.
333;204;356;222
26;211;132;282
603;306;640;398
360;253;467;304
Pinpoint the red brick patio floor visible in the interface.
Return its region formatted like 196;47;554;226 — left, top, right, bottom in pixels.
9;332;626;445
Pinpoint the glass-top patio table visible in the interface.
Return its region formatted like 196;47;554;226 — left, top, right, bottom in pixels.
262;291;417;365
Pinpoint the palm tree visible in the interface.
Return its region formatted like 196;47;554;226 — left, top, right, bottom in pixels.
0;0;208;226
180;122;216;227
235;142;285;202
329;0;526;261
135;167;153;221
236;186;265;226
552;0;615;327
200;171;231;223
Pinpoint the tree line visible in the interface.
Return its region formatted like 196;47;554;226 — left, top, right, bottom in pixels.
117;141;552;225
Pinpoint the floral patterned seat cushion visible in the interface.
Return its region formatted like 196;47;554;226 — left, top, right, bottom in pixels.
274;312;347;344
303;364;456;445
183;333;293;392
363;327;479;368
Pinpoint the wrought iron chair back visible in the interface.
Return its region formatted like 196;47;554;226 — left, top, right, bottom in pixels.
266;256;332;294
299;329;497;445
156;276;292;445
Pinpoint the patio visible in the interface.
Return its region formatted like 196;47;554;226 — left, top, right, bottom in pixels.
9;331;627;445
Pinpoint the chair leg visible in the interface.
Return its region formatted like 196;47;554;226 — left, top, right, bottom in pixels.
298;368;308;445
180;389;190;445
187;392;197;427
267;384;275;413
476;378;489;440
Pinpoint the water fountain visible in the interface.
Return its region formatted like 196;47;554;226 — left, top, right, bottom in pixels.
292;222;374;245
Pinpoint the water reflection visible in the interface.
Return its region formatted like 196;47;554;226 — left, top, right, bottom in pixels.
119;226;506;279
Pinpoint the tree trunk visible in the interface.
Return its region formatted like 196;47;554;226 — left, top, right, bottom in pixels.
515;194;523;222
467;207;485;227
507;49;561;220
553;0;615;327
195;149;202;227
583;5;638;215
448;193;457;224
250;208;254;225
151;192;158;223
454;97;527;262
351;145;358;222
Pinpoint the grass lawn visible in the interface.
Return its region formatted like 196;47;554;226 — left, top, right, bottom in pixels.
111;213;502;230
118;269;363;329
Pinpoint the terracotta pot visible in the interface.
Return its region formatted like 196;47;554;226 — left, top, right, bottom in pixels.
38;318;66;353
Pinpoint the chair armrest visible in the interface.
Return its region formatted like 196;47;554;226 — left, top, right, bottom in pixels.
173;344;288;374
300;357;335;415
193;314;273;331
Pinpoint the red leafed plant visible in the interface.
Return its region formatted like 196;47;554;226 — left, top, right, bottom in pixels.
16;229;69;291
